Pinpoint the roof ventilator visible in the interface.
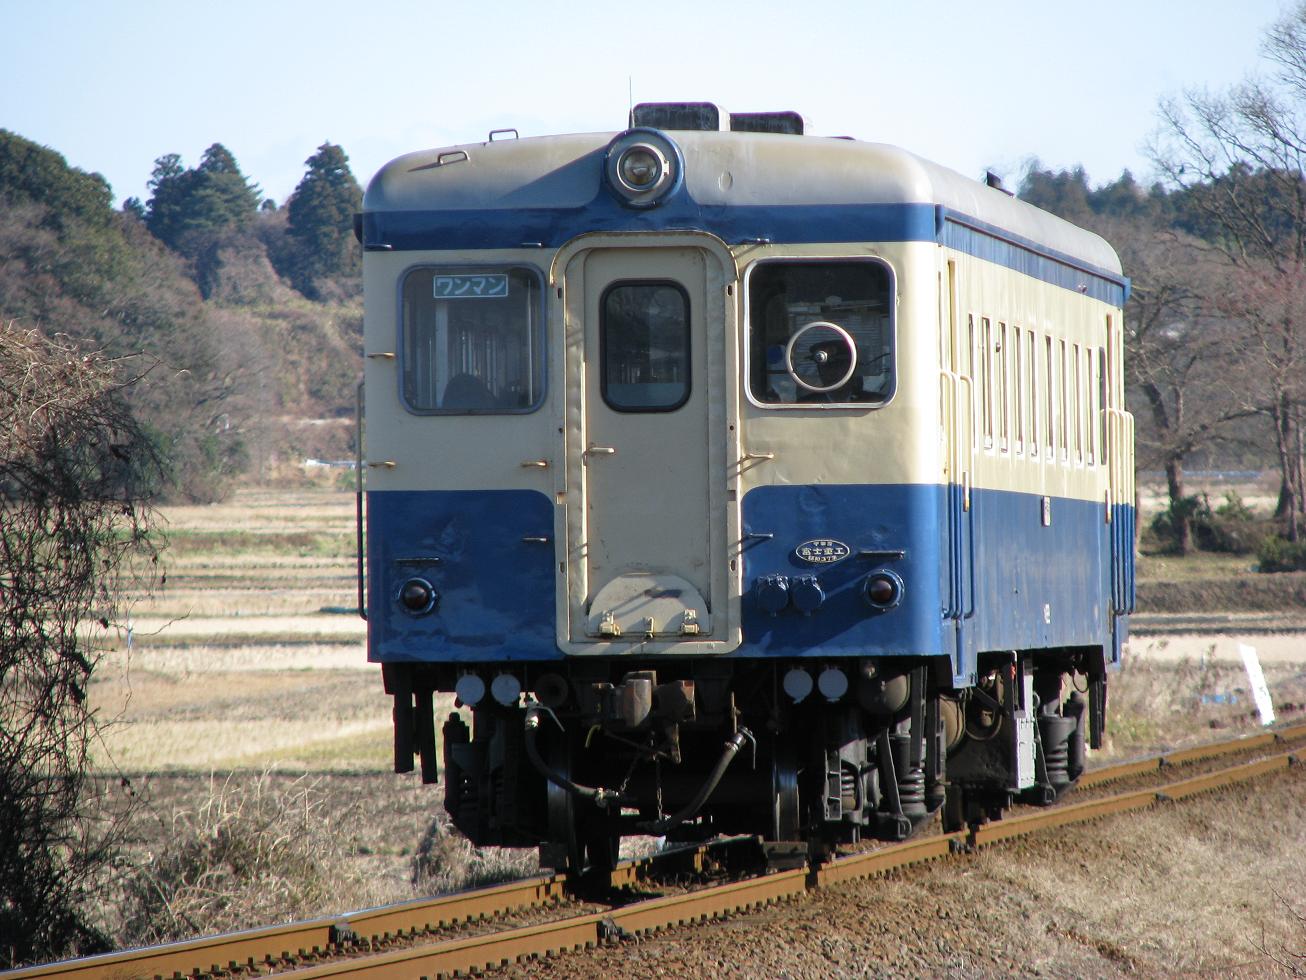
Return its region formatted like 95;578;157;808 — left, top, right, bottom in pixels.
630;101;805;135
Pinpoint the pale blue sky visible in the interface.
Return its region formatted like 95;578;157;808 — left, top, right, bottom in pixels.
1;0;1294;207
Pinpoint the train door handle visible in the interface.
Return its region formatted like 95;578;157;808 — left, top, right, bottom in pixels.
585;446;617;456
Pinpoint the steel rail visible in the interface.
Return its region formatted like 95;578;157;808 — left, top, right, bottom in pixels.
8;724;1305;980
1077;719;1306;788
1;874;568;980
271;749;1304;979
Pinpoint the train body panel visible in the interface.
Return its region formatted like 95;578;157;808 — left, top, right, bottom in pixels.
359;105;1136;865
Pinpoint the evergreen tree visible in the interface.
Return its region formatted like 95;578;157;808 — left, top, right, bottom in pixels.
0;129;115;233
0;130;250;501
144;144;261;253
282;142;362;297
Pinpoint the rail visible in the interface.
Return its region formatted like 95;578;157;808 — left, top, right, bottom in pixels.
9;721;1305;980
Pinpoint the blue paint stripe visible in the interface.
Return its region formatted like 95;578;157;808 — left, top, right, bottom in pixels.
939;208;1129;305
364;200;1127;305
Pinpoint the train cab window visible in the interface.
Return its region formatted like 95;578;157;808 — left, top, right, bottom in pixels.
400;267;544;414
601;282;691;412
747;260;894;406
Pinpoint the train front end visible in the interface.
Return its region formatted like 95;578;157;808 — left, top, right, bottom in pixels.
360;105;1123;868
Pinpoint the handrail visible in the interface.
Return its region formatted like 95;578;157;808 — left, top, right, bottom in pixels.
355;379;367;622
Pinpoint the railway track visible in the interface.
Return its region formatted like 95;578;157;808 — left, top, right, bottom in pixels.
10;721;1306;980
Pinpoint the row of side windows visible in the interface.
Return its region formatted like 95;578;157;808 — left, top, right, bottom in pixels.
969;314;1105;466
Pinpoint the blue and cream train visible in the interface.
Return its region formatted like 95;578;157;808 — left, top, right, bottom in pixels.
357;103;1136;869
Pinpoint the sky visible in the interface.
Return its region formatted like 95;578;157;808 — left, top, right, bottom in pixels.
1;0;1296;209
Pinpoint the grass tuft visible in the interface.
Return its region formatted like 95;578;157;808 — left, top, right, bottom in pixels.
411;817;539;895
116;773;354;945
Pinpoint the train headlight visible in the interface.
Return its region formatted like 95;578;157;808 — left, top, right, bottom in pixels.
618;146;664;190
604;129;681;208
398;577;438;615
863;570;904;610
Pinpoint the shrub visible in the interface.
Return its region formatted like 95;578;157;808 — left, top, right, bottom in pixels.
1152;492;1263;555
0;325;162;968
1257;534;1306;573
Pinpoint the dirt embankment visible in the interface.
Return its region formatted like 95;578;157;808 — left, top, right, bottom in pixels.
1137;571;1306;614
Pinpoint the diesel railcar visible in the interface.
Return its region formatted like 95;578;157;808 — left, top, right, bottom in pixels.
357;103;1136;870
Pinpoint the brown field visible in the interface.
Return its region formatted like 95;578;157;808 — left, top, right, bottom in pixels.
84;481;1306;948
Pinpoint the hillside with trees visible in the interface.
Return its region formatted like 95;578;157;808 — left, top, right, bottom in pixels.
0;132;363;503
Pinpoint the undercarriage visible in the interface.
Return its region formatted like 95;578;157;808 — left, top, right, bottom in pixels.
383;650;1106;871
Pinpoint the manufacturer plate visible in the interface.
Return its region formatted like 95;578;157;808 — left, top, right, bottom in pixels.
794;538;851;565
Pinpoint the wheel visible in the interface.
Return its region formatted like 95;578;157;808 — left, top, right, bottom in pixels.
942;783;966;833
771;738;801;840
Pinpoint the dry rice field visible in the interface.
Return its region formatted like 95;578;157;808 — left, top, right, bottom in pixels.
77;483;1306;955
90;482;1306;774
89;487;384;773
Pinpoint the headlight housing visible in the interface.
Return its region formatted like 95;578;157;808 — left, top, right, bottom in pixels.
603;129;681;208
863;569;904;610
398;577;438;615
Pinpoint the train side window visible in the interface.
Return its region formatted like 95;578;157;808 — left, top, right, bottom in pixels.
1013;323;1024;454
1098;344;1108;464
1027;329;1038;457
1086;346;1096;465
746;260;894;406
600;281;691;412
1072;342;1083;464
1044;334;1054;459
1059;339;1069;462
400;267;544;414
997;322;1009;452
967;315;977;448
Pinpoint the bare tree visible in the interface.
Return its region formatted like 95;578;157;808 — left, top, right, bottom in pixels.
1116;227;1251;551
0;323;162;967
1149;1;1306;537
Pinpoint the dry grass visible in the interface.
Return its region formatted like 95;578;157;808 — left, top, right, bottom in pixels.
115;773;395;946
1100;653;1306;760
412;819;540;895
85;484;1306;960
91;661;391;772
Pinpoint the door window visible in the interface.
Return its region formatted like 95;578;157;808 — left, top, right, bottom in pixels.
600;281;691;412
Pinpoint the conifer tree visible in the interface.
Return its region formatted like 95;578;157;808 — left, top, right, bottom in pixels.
144;144;260;253
282;142;362;297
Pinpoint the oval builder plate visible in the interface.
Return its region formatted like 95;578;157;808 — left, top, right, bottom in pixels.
794;538;851;565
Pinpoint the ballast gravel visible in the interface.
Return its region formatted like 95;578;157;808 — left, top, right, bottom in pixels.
507;768;1306;978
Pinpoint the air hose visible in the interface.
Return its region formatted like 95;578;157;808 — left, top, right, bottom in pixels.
523;703;622;809
637;727;753;835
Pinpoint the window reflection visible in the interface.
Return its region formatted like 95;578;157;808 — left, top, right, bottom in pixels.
601;282;691;412
748;261;894;406
401;268;543;413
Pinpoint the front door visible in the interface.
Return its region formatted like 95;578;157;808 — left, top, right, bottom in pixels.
560;239;736;651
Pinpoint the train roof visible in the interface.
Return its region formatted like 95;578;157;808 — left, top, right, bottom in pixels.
364;129;1123;283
